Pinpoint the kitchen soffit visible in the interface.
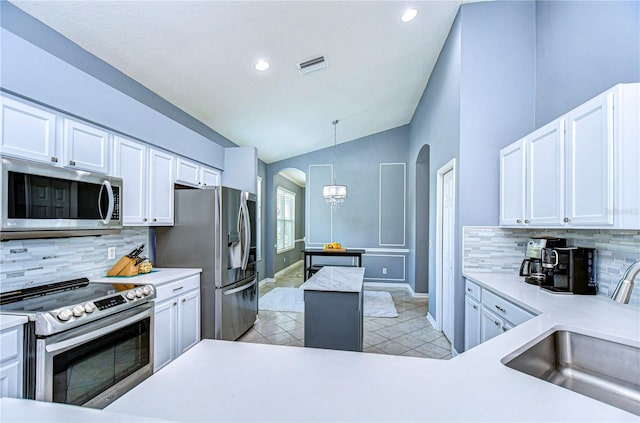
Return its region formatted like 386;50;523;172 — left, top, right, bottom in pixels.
9;1;481;164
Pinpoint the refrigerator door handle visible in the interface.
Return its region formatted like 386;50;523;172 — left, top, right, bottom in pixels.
223;277;257;296
239;193;251;270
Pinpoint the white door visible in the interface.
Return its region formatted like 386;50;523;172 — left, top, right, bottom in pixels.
200;166;220;188
175;157;200;187
565;91;614;226
464;296;481;351
154;299;177;372
499;139;526;226
480;307;505;343
441;167;455;343
113;136;148;226
527;119;565;226
178;290;201;355
63;118;110;174
148;148;175;226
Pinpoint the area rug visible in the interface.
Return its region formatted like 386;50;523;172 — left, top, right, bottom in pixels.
259;287;398;318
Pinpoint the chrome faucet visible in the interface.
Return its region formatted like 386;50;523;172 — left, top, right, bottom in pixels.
611;259;640;304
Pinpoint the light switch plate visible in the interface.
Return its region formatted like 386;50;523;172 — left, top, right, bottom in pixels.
108;247;116;260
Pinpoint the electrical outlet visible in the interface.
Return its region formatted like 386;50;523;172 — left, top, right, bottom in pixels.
382;267;387;275
108;247;116;260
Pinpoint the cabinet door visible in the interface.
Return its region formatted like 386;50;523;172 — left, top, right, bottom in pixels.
63;118;110;174
113;136;148;226
0;97;58;164
565;92;614;226
148;149;175;226
200;166;220;188
480;307;505;343
0;360;21;398
527;120;565;226
464;296;481;351
500;139;526;226
175;157;200;188
178;289;201;355
154;299;177;372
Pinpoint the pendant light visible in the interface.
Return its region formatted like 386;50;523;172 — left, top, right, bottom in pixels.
323;120;347;208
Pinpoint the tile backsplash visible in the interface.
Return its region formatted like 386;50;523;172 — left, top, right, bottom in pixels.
0;228;149;293
463;226;640;304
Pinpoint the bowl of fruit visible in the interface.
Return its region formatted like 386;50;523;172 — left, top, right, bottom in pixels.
323;242;345;252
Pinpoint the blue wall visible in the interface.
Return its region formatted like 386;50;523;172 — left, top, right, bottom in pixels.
264;126;410;283
535;0;640;127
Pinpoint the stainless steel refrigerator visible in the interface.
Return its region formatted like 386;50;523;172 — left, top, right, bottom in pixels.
154;187;257;340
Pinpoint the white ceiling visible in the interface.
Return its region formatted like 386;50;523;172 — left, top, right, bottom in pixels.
10;1;468;164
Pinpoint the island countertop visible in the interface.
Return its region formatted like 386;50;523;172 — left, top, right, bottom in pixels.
106;271;640;422
299;266;365;292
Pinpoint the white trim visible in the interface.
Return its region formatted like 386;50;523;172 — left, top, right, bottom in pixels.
307;164;333;245
426;313;439;331
363;281;428;299
294;238;305;243
378;163;407;247
435;158;456;341
274;260;303;278
276;186;296;253
452;347;460;357
259;278;275;287
362;253;406;281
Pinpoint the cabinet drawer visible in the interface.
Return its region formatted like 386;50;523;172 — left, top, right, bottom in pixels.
155;274;200;302
482;289;534;326
0;328;20;362
464;280;482;302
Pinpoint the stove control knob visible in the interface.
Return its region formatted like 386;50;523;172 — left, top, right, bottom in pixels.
126;291;136;300
57;309;73;321
72;305;85;317
142;286;152;296
135;288;144;298
84;303;96;313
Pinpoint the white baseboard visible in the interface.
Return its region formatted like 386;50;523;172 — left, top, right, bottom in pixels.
426;313;439;331
364;281;429;299
274;260;303;278
452;347;460;357
259;278;275;287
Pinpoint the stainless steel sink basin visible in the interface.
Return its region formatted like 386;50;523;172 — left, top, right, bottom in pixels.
502;330;640;416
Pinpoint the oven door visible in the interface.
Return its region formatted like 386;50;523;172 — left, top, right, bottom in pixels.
36;303;153;408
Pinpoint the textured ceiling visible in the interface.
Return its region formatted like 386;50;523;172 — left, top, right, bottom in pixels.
10;1;466;163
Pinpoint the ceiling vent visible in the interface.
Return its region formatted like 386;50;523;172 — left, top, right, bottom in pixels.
297;55;328;76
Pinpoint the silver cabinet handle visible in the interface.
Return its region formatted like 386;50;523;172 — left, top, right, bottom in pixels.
143;218;147;222
173;302;177;306
69;160;76;166
51;156;58;163
524;219;530;224
494;320;501;326
502;326;508;332
495;305;506;313
516;219;522;224
172;286;184;292
564;217;570;223
153;218;157;222
182;298;186;303
472;305;478;310
467;287;472;292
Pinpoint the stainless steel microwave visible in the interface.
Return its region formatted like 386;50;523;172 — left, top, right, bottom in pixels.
0;157;122;239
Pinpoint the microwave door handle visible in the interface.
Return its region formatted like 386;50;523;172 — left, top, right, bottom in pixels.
98;180;114;225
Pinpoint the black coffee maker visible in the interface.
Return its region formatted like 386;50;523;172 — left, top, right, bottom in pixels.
540;247;597;295
519;237;566;285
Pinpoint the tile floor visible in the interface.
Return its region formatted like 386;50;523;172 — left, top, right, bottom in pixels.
238;262;452;359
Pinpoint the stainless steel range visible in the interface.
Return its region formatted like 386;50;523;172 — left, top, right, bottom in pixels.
0;278;155;408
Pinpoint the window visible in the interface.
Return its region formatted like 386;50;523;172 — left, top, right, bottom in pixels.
256;176;262;261
276;187;295;253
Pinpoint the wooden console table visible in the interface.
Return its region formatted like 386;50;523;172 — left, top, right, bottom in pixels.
302;248;365;281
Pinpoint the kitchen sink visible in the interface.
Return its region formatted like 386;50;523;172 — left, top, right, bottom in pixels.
502;330;640;416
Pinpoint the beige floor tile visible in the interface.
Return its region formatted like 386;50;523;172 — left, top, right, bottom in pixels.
277;319;304;331
253;321;285;337
393;334;427;349
265;331;298;344
430;336;452;350
414;342;450;359
287;328;304;340
376;340;413;355
363;332;388;347
401;349;429;358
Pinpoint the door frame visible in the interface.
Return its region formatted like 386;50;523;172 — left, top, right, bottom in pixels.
435;158;456;342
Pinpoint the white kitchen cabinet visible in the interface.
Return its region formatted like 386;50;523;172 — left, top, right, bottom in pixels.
153;275;201;372
176;157;220;189
480;307;505;344
148;148;175;226
113;136;148;225
500;83;639;229
0;96;58;165
62;118;110;174
499;139;526;226
464;295;481;351
0;325;23;399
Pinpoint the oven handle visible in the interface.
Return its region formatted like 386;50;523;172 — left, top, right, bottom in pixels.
45;306;151;354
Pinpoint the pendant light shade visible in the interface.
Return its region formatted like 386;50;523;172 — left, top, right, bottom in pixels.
323;120;347;208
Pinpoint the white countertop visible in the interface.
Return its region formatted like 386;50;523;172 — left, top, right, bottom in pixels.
299;266;365;292
106;271;640;422
0;314;28;331
0;398;167;422
92;268;202;286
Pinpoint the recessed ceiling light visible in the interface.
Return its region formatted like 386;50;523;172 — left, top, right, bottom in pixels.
254;60;270;72
401;8;418;23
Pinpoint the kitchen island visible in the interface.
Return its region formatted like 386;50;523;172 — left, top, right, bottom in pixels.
105;271;640;422
300;266;365;352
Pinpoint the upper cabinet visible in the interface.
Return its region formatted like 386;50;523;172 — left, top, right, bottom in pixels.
500;83;639;230
176;157;220;189
148;148;175;226
1;96;58;164
63;118;110;174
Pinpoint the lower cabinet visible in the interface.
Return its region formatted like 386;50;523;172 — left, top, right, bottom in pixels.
464;279;535;351
153;275;201;372
0;325;23;398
